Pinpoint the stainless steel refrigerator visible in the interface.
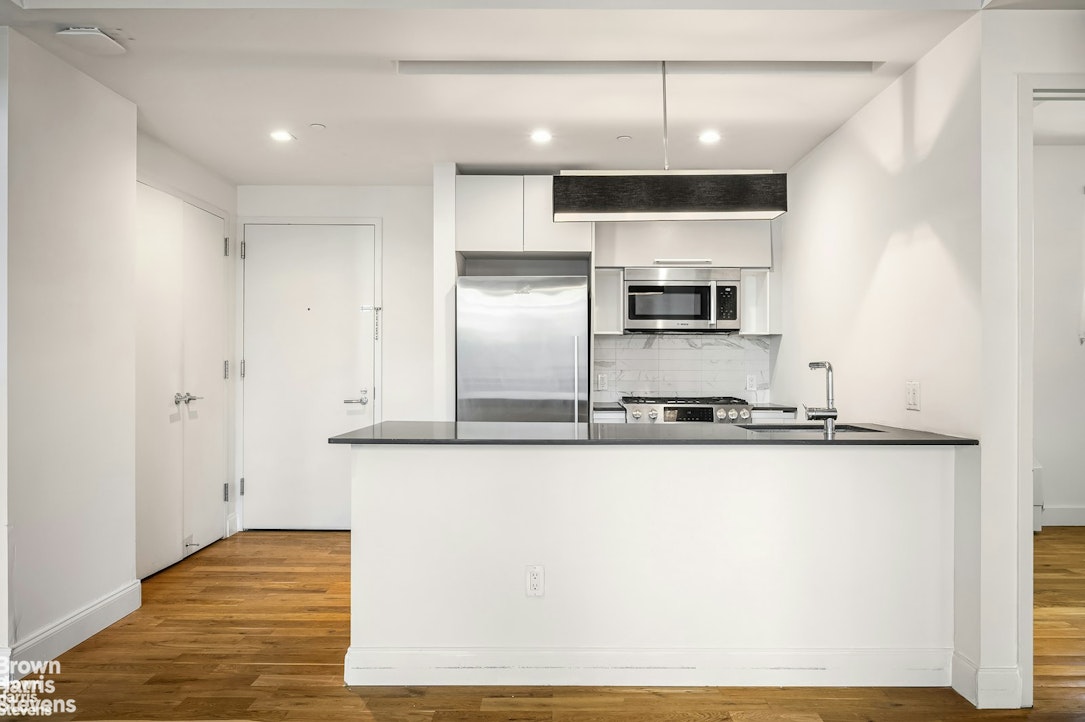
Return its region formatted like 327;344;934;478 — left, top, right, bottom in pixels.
456;276;589;422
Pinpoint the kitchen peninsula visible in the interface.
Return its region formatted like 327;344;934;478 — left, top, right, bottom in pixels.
331;421;978;693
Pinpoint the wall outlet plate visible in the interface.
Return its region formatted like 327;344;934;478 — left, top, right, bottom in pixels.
597;373;608;391
746;375;758;392
526;565;544;597
905;380;921;411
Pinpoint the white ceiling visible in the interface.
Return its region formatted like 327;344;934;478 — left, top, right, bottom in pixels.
0;1;1078;185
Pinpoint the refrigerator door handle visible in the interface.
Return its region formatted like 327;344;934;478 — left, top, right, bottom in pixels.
573;335;580;424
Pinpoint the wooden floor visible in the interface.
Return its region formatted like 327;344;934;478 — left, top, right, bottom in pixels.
28;527;1085;721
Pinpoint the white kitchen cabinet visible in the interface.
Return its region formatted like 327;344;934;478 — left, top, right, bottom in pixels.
523;175;592;252
740;268;782;335
594;219;772;268
457;174;592;253
594;267;624;335
455;175;524;252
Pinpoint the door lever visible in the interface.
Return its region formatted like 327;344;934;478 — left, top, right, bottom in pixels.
343;389;369;405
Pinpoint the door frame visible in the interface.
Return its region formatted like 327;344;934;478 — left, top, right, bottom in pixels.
1016;72;1085;708
237;217;384;529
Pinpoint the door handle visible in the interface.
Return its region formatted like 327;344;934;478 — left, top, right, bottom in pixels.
182;393;204;404
344;389;369;405
174;392;186;406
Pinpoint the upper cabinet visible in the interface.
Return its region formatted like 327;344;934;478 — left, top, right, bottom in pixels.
456;175;524;253
523;175;592;252
593;219;772;268
456;174;592;254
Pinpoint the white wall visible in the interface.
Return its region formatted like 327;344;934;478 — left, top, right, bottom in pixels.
775;18;981;439
237;186;434;421
137;133;236;219
6;29;140;659
980;10;1085;708
1034;145;1085;525
0;28;11;661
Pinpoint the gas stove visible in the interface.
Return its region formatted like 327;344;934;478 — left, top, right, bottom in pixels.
621;396;751;424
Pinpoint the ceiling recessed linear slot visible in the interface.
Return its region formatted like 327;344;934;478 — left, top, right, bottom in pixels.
396;60;880;76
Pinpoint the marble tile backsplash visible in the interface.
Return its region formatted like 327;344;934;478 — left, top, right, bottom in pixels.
593;334;772;403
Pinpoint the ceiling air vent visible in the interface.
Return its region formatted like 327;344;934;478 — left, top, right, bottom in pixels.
552;171;787;222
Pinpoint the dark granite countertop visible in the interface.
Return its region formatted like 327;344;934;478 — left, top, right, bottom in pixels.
329;421;977;446
592;402;626;412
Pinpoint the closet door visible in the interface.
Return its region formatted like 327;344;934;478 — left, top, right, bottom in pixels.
181;202;228;556
136;184;185;578
135;183;227;578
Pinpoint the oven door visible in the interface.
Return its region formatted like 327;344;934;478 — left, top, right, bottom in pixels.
624;281;715;331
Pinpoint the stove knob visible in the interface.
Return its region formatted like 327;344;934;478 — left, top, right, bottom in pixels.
739;408;751;420
727;408;739;420
630;409;643;420
716;408;728;420
648;409;659;420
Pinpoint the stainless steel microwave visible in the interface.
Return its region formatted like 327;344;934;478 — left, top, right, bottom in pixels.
623;267;741;332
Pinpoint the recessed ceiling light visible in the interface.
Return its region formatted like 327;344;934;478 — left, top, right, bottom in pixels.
270;130;295;142
616;135;633;142
309;123;327;130
699;130;722;144
530;129;553;144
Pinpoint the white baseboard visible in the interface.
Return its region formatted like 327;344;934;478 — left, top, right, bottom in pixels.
226;513;239;537
950;653;1023;709
11;581;140;674
344;647;952;687
976;667;1024;709
1041;506;1085;526
952;651;979;705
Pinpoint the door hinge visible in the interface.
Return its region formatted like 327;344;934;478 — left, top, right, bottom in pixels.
240;359;246;378
224;237;230;257
224;360;229;380
240;241;246;260
240;477;245;496
224;482;229;502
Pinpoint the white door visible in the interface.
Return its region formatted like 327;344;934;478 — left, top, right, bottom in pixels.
135;184;227;577
136;185;184;577
242;223;378;530
181;201;229;552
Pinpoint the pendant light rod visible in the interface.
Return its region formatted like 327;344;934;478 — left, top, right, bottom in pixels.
661;60;670;171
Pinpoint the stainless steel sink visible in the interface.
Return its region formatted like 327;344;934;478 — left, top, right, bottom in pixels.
737;423;882;433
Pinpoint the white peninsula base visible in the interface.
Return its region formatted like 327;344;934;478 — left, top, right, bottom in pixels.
344;439;981;695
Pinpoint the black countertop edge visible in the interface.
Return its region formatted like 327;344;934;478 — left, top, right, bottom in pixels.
330;421;978;446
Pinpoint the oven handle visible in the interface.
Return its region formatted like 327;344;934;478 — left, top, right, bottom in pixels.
653;258;712;264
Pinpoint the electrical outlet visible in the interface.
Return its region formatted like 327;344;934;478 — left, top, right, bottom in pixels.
746;375;758;392
597;373;608;391
905;381;921;411
526;565;544;597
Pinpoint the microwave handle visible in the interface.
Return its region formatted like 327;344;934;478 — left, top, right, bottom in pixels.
653;258;712;265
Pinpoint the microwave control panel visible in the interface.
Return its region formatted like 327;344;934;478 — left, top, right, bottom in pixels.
717;284;738;321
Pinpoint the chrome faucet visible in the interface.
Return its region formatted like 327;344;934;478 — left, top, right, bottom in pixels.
806;361;838;434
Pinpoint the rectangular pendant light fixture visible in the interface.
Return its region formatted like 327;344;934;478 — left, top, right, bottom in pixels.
552;171;787;222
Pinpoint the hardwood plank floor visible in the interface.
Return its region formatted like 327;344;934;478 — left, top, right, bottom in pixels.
17;527;1085;721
